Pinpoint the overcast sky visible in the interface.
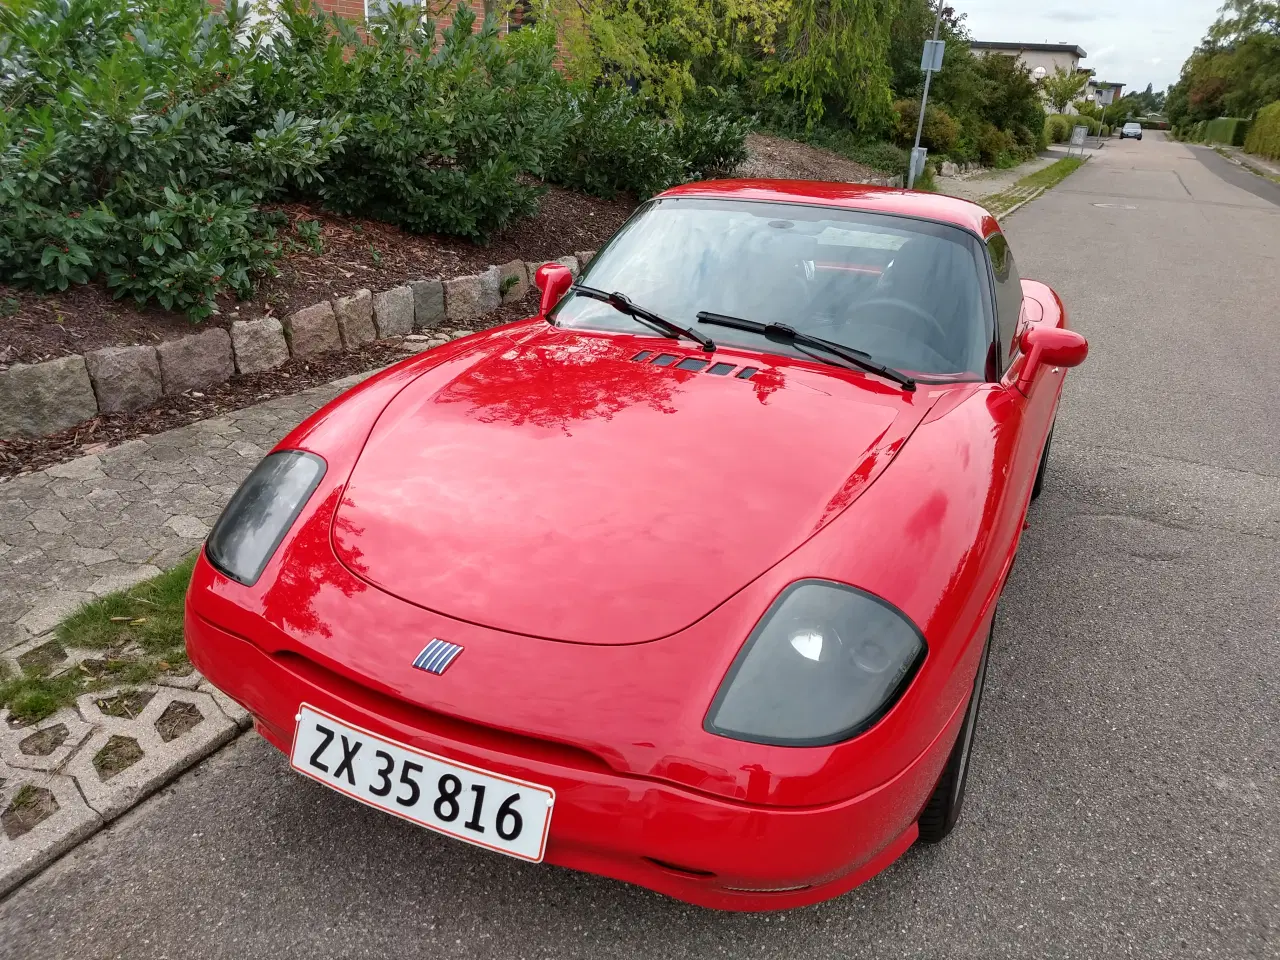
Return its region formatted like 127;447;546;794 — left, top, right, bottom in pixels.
958;0;1221;93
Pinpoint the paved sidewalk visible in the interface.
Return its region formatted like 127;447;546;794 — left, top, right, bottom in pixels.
0;374;367;655
0;371;371;894
935;145;1073;204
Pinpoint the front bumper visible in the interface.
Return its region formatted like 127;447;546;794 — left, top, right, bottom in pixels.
187;608;964;911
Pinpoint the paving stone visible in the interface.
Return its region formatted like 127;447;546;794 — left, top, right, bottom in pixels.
557;255;580;277
498;260;529;304
0;707;95;773
0;357;99;440
85;345;162;414
88;565;162;597
333;289;376;349
0;770;103;898
65;687;236;822
574;250;597;268
410;279;446;330
27;508;70;536
230;317;289;375
373;285;415;338
165;515;209;539
156;329;235;396
15;592;94;637
283;301;341;357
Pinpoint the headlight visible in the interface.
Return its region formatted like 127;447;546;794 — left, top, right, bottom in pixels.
205;451;326;585
705;580;926;746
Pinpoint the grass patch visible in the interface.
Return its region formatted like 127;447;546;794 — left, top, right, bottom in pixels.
0;555;197;724
980;157;1085;217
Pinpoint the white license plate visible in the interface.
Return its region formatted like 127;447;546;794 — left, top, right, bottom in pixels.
290;704;554;862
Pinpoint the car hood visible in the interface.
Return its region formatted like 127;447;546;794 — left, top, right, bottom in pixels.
331;326;934;644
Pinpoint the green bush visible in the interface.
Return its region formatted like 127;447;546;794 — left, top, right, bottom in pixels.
1045;115;1072;143
976;122;1014;165
0;0;746;317
1101;124;1111;137
672;112;751;181
1203;116;1251;146
545;88;682;199
891;99;961;154
0;0;343;320
1243;101;1280;160
251;1;557;240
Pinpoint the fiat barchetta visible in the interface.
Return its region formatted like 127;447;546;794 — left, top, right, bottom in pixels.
186;180;1088;910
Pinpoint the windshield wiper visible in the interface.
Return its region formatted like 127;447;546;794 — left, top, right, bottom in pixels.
695;312;916;392
572;285;716;353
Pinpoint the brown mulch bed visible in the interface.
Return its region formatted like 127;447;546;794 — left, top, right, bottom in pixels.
0;186;635;366
0;294;537;480
737;132;881;183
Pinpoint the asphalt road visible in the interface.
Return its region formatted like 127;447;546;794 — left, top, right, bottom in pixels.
2;134;1277;960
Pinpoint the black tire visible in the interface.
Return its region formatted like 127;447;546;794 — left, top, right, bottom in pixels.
918;628;991;843
1030;424;1054;501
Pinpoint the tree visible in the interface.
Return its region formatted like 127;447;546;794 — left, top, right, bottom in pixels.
762;0;898;129
1042;64;1086;113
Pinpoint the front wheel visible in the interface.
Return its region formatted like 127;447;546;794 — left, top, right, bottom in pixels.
1031;424;1054;500
918;628;992;843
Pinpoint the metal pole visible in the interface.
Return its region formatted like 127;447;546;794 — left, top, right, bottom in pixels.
907;0;943;189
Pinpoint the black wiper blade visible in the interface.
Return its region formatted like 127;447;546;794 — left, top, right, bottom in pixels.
573;285;716;353
695;311;916;392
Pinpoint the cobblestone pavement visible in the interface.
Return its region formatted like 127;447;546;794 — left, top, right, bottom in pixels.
0;373;367;656
0;372;371;894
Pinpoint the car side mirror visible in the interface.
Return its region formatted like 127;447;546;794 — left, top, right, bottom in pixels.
535;263;575;320
1016;326;1088;391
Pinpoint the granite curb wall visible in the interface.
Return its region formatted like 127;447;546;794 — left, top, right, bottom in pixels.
0;254;591;442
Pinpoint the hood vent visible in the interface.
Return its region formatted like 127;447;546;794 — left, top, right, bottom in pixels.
630;351;757;380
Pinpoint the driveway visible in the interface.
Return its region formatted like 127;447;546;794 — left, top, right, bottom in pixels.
1;134;1277;960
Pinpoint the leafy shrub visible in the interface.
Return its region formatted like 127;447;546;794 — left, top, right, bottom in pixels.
248;1;558;240
673;111;751;181
1101;124;1111;137
1203;116;1251;146
1243;101;1280;160
0;0;342;319
891;99;960;154
976;123;1014;165
1045;114;1072;143
545;87;683;199
545;87;747;198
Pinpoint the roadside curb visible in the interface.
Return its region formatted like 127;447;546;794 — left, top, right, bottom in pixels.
996;186;1048;220
0;673;249;897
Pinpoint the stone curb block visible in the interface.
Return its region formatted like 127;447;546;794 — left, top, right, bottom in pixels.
85;345;162;414
157;329;235;396
65;686;237;823
409;279;446;330
0;356;98;440
373;286;414;339
284;301;341;358
230;317;289;375
334;289;376;349
498;260;529;304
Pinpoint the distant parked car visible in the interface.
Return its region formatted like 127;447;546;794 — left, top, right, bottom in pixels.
1120;122;1143;140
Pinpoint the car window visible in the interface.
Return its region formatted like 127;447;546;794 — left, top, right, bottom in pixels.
556;197;996;379
986;232;1022;370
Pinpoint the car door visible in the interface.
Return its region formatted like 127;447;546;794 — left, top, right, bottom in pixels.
988;233;1061;507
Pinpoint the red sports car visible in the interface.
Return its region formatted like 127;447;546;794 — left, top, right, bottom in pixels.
186;181;1087;911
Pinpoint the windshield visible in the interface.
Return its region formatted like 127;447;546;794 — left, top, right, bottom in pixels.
554;197;995;379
